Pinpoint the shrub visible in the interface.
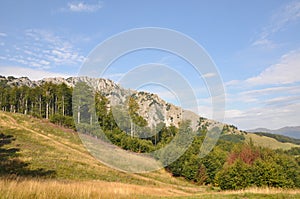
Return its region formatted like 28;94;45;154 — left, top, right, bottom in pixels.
50;114;75;130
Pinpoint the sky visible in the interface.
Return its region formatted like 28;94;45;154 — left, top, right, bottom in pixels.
0;0;300;130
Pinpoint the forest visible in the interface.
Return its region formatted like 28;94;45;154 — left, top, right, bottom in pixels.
0;77;300;190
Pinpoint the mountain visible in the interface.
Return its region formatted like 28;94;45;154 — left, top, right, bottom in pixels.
248;126;300;139
0;75;242;135
0;75;190;127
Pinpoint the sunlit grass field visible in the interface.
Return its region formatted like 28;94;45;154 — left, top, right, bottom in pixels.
1;111;300;198
245;133;299;150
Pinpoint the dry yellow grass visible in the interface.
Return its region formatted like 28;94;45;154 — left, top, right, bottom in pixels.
0;178;189;199
219;187;300;195
1;179;300;199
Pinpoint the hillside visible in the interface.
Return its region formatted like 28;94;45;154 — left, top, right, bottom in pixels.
0;111;204;194
245;133;299;150
1;111;300;199
252;132;300;145
1;111;300;198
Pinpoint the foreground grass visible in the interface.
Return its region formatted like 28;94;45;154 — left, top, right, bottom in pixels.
0;178;184;199
0;179;300;199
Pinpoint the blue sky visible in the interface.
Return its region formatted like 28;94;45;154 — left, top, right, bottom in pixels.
0;0;300;130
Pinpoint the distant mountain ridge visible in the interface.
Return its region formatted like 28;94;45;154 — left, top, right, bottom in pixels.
248;126;300;139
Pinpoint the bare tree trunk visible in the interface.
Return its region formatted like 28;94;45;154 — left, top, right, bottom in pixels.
46;102;49;119
51;99;54;116
31;103;34;115
77;99;81;124
154;129;157;146
24;99;28;115
39;96;42;117
62;95;65;116
130;121;133;137
55;96;58;115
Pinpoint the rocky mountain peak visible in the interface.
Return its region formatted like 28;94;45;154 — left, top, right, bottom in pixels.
0;75;244;135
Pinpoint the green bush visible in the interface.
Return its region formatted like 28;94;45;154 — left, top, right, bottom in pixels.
215;159;252;190
50;114;75;130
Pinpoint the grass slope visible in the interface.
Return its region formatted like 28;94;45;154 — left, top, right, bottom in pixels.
253;132;300;145
245;133;300;150
0;112;202;192
0;111;300;198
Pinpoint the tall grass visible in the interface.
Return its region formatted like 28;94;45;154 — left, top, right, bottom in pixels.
1;178;300;199
0;178;178;199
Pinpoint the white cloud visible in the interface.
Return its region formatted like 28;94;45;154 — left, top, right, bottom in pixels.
0;66;71;80
264;95;300;107
246;50;300;85
0;32;7;37
224;50;300;129
225;79;241;87
202;73;216;78
227;50;300;87
225;81;300;129
252;1;300;47
240;85;300;96
225;102;300;130
270;1;300;34
1;29;85;69
251;39;277;49
67;1;102;12
222;1;300;129
225;109;244;119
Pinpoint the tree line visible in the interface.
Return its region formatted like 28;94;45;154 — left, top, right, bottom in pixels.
0;79;73;127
